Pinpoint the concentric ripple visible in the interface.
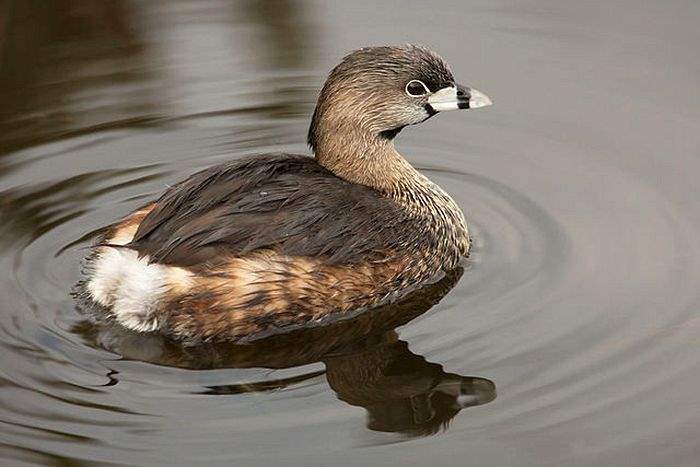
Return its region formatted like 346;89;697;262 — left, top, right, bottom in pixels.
1;107;697;465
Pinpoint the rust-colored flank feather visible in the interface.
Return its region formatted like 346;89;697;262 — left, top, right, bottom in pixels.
77;45;487;343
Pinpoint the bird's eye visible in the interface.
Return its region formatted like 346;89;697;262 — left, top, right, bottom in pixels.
405;79;430;97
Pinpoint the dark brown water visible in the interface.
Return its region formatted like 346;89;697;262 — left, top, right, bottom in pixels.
1;1;699;465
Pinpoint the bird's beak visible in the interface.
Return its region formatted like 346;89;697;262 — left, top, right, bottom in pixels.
427;84;492;112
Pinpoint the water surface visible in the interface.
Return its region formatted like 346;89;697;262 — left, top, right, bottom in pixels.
1;1;699;465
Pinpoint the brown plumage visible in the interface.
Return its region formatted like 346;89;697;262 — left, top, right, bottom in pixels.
76;44;492;343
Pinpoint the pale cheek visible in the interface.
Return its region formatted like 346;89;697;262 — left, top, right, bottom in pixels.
412;106;432;123
391;105;431;125
366;104;428;131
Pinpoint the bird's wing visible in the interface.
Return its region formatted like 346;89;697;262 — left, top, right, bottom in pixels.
130;154;414;268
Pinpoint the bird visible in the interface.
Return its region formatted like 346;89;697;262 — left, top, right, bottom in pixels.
78;44;492;344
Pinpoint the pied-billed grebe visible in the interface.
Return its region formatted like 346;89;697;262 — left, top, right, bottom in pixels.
80;44;492;343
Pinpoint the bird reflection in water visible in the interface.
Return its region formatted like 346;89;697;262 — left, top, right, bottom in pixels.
73;267;495;437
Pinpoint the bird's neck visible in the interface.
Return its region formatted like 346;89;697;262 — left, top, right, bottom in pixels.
313;126;428;198
313;126;470;257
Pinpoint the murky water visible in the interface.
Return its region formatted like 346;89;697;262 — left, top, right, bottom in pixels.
1;1;699;465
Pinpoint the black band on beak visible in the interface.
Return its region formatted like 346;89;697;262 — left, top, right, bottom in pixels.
456;84;471;109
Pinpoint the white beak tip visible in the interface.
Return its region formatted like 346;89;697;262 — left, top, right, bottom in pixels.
468;89;492;109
